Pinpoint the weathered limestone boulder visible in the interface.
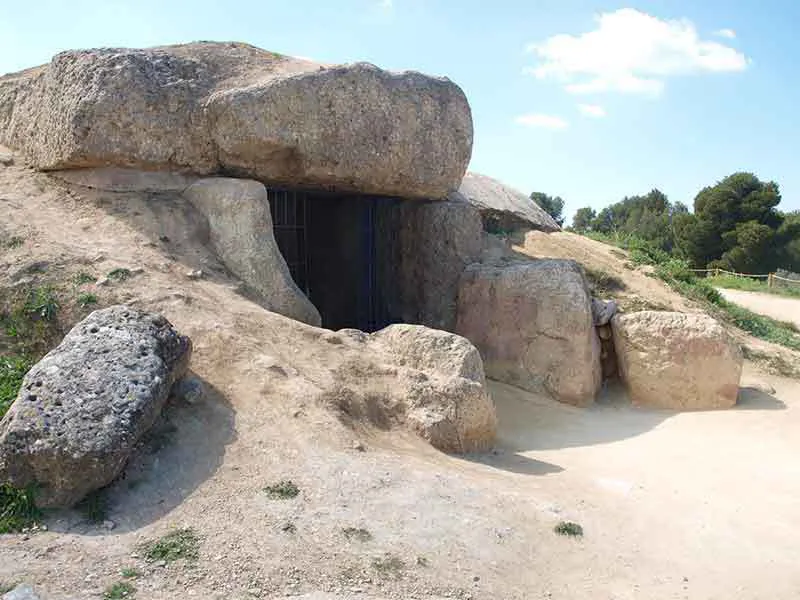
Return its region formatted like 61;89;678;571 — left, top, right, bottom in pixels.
2;584;40;600
326;325;496;453
183;177;321;326
0;306;191;507
0;42;472;198
380;201;483;331
452;172;560;233
456;259;601;406
612;311;743;410
373;325;496;452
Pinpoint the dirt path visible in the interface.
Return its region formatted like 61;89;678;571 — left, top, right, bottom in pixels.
717;288;800;328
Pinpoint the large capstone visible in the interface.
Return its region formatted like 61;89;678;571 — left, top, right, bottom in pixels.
0;42;472;199
0;306;191;508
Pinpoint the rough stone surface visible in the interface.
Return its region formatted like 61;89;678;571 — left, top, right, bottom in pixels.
592;297;617;326
183;177;321;325
2;584;40;600
452;172;560;233
380;201;483;331
0;306;191;508
0;42;472;198
611;311;743;410
370;325;496;453
456;259;601;406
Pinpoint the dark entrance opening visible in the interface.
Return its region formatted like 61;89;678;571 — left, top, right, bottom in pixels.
268;188;398;332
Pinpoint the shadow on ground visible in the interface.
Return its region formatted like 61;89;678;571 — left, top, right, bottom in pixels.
736;386;787;410
47;373;236;535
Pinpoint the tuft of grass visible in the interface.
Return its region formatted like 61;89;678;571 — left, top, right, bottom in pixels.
2;236;24;250
72;271;96;286
0;355;32;419
1;284;62;357
103;581;136;600
554;521;584;537
77;292;98;308
140;528;200;563
263;480;300;500
342;527;372;542
281;521;297;534
0;484;41;534
23;286;60;322
120;568;141;579
77;489;110;524
107;268;132;282
371;554;406;578
741;346;800;379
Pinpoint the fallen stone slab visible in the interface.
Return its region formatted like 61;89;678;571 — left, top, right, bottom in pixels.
0;306;191;507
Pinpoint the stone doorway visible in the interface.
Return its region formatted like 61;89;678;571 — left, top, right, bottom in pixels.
268;188;399;332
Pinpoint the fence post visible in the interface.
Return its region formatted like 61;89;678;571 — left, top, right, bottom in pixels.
715;268;720;277
768;273;773;289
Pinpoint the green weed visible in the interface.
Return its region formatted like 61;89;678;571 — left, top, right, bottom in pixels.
72;271;96;286
107;268;132;282
554;521;584;537
263;480;300;500
77;292;98;307
0;355;31;419
140;528;200;563
0;484;41;534
342;527;372;542
103;581;135;600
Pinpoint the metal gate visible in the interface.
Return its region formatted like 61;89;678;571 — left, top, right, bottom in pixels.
267;188;309;295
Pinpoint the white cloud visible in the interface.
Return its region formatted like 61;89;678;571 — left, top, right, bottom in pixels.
578;103;606;117
515;113;569;130
526;9;749;96
714;28;737;39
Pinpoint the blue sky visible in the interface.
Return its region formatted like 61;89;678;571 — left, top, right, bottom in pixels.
1;0;798;221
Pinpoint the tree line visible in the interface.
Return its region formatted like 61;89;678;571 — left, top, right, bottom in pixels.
531;172;800;274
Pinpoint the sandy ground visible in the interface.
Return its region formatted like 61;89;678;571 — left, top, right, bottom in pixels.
718;288;800;329
2;156;800;599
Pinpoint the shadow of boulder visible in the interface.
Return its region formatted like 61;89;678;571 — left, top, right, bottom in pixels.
735;386;787;411
45;374;236;534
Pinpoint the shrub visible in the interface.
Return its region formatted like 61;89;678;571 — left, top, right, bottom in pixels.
0;484;41;533
554;521;584;537
263;480;300;499
140;528;200;562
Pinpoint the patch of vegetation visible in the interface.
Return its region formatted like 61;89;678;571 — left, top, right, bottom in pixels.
2;235;24;250
588;234;800;352
415;556;429;567
342;527;372;542
0;484;41;534
0;355;32;419
371;554;405;578
707;274;800;299
140;527;200;563
72;271;96;286
263;480;300;500
120;568;141;579
1;283;62;357
77;292;98;308
554;521;584;537
77;489;110;524
583;266;626;296
103;581;136;600
107;268;132;282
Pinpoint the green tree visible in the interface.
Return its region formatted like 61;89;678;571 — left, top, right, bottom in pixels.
572;207;596;232
530;192;565;226
678;172;786;269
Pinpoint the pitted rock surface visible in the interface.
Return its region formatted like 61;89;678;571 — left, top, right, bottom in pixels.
0;306;191;507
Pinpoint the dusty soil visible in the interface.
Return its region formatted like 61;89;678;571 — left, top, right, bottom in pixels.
717;288;800;329
2;154;800;599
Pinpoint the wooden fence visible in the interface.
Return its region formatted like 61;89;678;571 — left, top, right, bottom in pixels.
691;268;800;288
